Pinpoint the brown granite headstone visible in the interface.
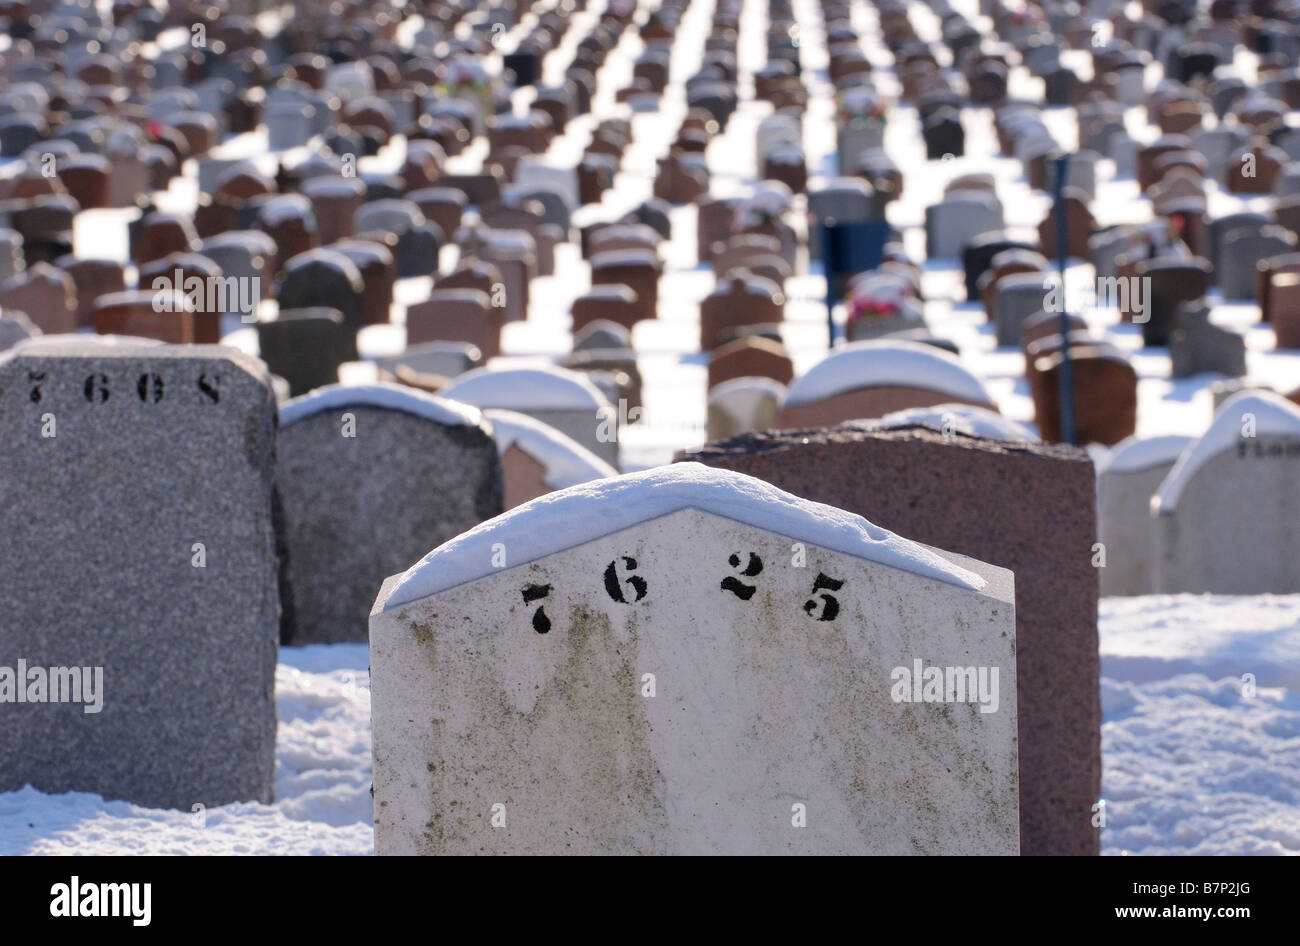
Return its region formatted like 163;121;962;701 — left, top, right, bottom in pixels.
590;249;658;323
707;335;794;389
1033;346;1137;445
92;290;196;343
1271;274;1300;349
0;262;78;334
700;273;784;351
405;288;500;358
677;424;1101;856
571;284;640;334
55;257;127;328
1258;254;1300;323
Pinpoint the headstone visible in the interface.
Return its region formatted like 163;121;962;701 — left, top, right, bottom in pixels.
707;336;794;390
370;464;1018;855
275;249;366;329
1097;435;1194;597
0;340;279;809
373;342;482;381
700;274;785;351
925;193;1004;259
440;365;619;468
993;273;1052;347
256;307;358;397
1;263;77;334
1152;392;1300;593
780;340;995;428
1218;226;1296;300
405;289;500;359
1168;304;1247;379
573;320;633;353
678;425;1097;856
275;384;504;645
706;376;786;441
484;408;618;510
1032;346;1137;446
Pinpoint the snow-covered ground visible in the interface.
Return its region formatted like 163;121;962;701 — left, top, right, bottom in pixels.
3;594;1295;855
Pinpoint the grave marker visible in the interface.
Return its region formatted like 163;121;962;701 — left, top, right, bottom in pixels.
276;384;503;644
370;464;1018;855
0;340;279;809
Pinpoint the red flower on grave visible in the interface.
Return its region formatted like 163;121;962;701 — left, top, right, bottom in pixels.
847;296;900;320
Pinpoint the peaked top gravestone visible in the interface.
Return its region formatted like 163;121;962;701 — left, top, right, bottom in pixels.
780;340;996;427
370;463;1018;855
484;408;618;510
0;340;279;810
275;383;503;645
1096;434;1195;597
677;424;1098;856
1151;391;1300;594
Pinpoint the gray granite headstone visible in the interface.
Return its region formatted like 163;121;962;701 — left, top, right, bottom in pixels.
0;340;279;809
1097;435;1193;597
1168;304;1247;379
993;273;1052;347
275;383;504;645
925;193;1004;260
1218;226;1296;301
1153;392;1300;593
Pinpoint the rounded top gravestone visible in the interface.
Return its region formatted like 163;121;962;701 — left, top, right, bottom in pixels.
781;340;995;428
275;382;503;645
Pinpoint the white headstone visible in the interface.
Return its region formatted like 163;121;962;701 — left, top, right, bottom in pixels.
370;464;1019;855
1152;392;1300;593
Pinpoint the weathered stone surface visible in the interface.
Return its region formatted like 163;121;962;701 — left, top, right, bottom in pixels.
679;425;1100;856
275;384;503;645
370;464;1018;855
0;340;279;810
1153;392;1300;593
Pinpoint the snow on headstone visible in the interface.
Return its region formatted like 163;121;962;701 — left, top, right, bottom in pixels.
860;404;1038;443
0;340;279;809
1152;392;1300;593
440;365;619;468
779;340;996;428
1097;435;1193;596
370;464;1018;855
276;383;503;645
484;409;617;510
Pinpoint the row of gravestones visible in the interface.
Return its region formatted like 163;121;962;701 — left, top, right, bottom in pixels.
1098;391;1300;597
0;338;624;809
0;334;1078;855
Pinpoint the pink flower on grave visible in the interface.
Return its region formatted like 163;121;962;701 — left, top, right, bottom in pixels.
846;276;908;321
836;88;888;125
443;57;490;91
